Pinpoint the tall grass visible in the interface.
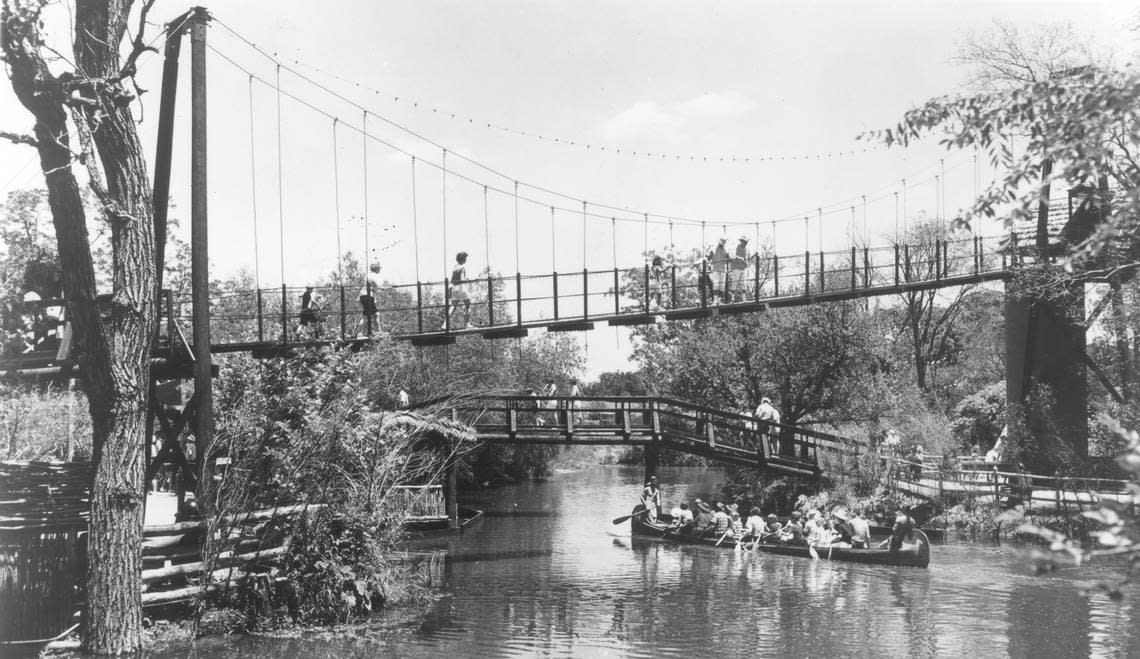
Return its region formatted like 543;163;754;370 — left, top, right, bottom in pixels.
0;383;90;461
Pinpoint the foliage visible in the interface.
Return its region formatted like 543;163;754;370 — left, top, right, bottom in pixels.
949;381;1006;452
889;218;978;393
871;66;1140;266
632;302;887;424
0;383;91;461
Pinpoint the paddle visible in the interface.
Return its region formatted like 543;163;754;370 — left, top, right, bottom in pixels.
808;543;820;560
714;528;733;547
612;508;651;525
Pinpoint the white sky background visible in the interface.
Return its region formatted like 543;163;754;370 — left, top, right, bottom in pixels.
1;0;1137;377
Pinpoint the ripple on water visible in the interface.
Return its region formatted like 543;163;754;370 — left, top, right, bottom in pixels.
150;467;1140;659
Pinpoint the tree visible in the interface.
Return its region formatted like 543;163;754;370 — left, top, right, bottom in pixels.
955;20;1108;92
892;218;977;393
632;302;885;426
2;0;163;652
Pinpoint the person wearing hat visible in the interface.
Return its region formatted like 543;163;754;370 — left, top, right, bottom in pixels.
830;510;855;548
731;236;750;298
640;475;661;522
687;498;714;536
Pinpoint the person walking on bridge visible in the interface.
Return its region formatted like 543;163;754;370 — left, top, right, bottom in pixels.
443;252;473;330
355;262;383;337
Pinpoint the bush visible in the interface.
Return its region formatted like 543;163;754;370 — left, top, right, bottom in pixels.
0;384;90;461
950;381;1006;453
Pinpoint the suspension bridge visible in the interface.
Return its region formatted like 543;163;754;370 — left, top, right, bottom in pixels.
2;7;1132;499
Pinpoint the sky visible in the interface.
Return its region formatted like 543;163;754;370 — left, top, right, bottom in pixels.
1;0;1137;377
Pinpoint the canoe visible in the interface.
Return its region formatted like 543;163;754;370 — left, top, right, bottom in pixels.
629;506;930;569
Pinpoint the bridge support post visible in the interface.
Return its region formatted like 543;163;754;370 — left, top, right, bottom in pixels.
445;460;459;530
189;8;213;502
1005;279;1088;473
644;442;659;483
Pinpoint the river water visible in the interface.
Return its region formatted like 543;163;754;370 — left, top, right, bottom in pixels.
156;466;1140;658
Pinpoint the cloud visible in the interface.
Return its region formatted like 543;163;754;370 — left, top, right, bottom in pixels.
596;91;756;143
596;101;684;142
677;91;757;120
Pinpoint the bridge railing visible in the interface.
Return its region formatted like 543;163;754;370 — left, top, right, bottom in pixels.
886;457;1138;511
161;233;1029;346
411;394;864;474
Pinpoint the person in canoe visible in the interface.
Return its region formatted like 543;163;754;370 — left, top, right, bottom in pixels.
669;501;693;529
829;510;855;548
877;508;917;551
687;499;715;536
640;476;661;522
849;509;871;549
778;511;805;545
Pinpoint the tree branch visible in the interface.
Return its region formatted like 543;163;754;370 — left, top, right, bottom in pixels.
0;129;38;146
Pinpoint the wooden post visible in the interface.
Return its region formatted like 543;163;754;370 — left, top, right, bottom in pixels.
613;267;621;315
416;282;423;334
643;264;650;312
446;461;458;530
487;275;495;326
894;244;900;286
804;251;810;295
753;253;760;301
670;264;678;309
190;10;212;494
516;273;523;326
644;442;659;483
819;251;826;292
280;284;288;341
338;285;346;340
256;289;264;342
773;255;779;296
552;272;559;319
850;246;857;290
582;269;589;319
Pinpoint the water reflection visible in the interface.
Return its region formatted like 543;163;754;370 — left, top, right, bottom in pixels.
153;466;1140;659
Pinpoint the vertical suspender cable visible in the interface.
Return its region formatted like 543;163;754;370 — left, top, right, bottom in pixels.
582;201;587;269
850;206;855;242
247;75;261;290
862;195;867;243
770;220;776;252
612;217;618;349
411;156;421;281
442;148;448;273
332;119;343;283
803;216;808;250
484;186;491;273
362;110;370;273
701;221;706;251
894;191;900;239
275;64;285;287
940;158;946;231
902;178;908;236
550;206;556;270
643;213;649;263
513;181;520;273
669;219;674;260
935;175;941;228
817;208;822;251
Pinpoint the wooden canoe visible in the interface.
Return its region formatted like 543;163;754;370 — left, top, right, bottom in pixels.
629;507;930;569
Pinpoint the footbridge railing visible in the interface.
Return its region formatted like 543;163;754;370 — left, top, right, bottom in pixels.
411;394;873;477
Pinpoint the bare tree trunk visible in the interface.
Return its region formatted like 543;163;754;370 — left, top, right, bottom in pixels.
3;0;155;653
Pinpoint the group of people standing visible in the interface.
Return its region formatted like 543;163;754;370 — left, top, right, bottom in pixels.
646;236;756;310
